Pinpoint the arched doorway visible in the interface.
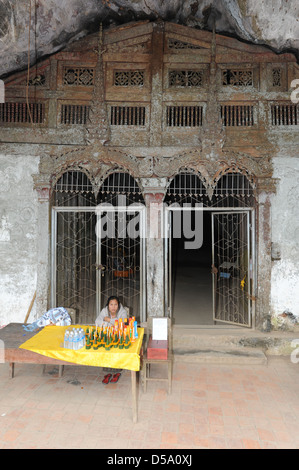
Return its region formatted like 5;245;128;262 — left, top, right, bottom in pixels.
51;169;145;323
96;171;145;321
164;170;256;327
51;170;97;324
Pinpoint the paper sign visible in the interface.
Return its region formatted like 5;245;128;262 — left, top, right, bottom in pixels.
152;318;168;341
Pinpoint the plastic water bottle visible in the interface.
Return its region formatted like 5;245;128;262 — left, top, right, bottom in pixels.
79;328;85;348
75;330;81;350
134;321;138;339
64;330;69;349
69;331;74;350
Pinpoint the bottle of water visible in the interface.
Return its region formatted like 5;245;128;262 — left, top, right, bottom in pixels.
74;330;80;350
64;330;69;349
79;328;85;349
69;331;74;350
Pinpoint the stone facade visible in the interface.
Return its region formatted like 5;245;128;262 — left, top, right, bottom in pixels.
0;21;298;327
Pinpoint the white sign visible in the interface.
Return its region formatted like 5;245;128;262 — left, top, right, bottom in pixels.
152;318;168;341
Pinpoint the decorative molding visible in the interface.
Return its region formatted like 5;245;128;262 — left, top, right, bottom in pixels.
33;141;276;197
85;24;110;146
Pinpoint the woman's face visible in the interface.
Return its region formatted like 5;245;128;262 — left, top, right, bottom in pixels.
108;299;119;316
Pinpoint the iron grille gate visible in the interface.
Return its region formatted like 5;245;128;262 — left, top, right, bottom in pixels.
51;206;145;324
96;206;146;323
212;211;254;327
51;208;98;324
165;207;255;327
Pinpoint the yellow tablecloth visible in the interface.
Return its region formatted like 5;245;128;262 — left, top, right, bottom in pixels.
19;325;144;372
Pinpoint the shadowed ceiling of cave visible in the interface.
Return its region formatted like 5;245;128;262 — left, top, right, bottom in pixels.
0;0;298;77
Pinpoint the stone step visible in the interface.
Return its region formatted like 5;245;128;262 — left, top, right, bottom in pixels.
173;346;267;365
172;327;299;356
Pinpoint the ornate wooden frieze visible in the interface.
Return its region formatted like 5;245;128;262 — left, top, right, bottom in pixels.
33;140;276;200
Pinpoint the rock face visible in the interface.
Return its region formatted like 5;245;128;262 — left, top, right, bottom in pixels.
0;0;298;78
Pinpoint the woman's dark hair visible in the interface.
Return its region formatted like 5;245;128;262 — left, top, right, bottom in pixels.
106;296;120;309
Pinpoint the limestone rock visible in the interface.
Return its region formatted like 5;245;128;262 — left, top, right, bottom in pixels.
0;0;298;78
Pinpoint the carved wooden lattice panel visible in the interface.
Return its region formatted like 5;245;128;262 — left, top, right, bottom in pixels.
60;104;91;125
164;171;208;206
0;102;45;124
63;67;95;86
114;70;144;86
28;74;46;86
220;105;254;126
168;70;203;87
110;106;146;126
271;103;299;125
272;68;282;87
222;69;253;86
166;106;203;127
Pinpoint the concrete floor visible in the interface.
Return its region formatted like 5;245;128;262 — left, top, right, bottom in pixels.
1;356;299;449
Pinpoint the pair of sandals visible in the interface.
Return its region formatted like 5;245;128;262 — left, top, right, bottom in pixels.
102;372;121;384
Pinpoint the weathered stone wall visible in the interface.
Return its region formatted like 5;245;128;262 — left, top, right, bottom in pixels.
0;154;39;325
271;156;299;317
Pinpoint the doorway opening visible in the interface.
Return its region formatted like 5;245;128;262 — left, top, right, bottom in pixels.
171;210;213;325
165;170;256;327
51;169;145;324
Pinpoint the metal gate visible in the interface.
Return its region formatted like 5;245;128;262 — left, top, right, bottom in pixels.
51;205;146;323
51;207;98;324
212;210;254;327
96;205;146;322
51;170;146;324
164;170;256;327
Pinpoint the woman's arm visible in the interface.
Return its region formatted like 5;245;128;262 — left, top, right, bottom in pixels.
95;308;108;327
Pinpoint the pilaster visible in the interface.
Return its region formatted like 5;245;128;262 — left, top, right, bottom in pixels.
142;177;168;319
33;176;52;317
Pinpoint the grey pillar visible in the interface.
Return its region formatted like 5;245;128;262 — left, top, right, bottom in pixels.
33;181;51;318
141;178;167;319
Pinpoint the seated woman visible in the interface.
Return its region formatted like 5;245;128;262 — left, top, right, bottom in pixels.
95;295;127;328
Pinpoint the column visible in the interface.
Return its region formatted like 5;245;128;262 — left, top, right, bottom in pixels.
33;177;51;318
256;190;272;328
149;22;164;147
141;178;168;319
